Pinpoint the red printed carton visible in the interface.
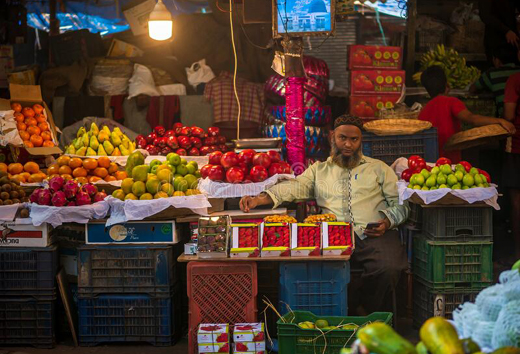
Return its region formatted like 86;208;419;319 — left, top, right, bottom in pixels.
230;223;260;258
348;45;403;70
233;323;265;342
233;341;266;352
198;342;229;353
290;223;321;257
197;323;229;344
260;223;291;257
321;222;354;256
350;70;405;95
349;95;401;118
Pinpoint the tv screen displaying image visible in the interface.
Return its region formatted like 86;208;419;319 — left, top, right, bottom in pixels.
275;0;333;36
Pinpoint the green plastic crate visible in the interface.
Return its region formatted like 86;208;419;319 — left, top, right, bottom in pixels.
412;235;493;290
277;311;393;354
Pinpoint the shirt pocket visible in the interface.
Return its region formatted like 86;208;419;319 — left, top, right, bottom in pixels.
350;170;379;198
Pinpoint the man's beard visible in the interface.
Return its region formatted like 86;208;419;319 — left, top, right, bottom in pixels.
331;140;362;169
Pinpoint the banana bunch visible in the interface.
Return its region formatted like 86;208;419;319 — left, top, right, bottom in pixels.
304;214;337;223
414;44;481;89
263;215;297;223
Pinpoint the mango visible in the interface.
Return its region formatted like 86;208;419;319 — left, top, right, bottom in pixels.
121;178;134;194
131;181;146;197
112;189;125;201
132;165;149;182
146;178;161;194
125;151;145;175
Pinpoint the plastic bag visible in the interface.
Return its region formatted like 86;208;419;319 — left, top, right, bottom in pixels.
491;300;520;349
128;64;160;98
475;284;506;322
185;59;215;88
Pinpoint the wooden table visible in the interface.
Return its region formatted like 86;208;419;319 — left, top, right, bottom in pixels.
177;253;351;262
175;208;290;223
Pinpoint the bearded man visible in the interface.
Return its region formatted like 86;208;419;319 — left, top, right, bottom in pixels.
240;115;409;314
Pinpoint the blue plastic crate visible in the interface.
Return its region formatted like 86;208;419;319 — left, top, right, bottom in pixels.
279;261;350;316
78;245;176;297
362;128;439;165
78;293;178;346
0;246;58;299
0;297;56;348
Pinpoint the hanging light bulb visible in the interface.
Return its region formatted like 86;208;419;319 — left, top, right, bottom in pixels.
148;0;172;41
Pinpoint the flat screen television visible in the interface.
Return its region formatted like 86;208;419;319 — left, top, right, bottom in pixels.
273;0;335;37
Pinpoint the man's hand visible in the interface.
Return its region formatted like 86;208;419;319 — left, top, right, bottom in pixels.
363;218;391;237
506;30;520;47
239;196;258;213
498;118;517;135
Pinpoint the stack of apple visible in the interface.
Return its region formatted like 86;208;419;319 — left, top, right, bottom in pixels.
135;124;228;156
200;150;291;183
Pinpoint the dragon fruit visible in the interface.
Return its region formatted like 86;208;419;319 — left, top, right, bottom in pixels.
63;180;79;199
51;191;67;207
81;183;98;197
49;176;65;192
75;191;92;206
29;188;43;203
37;189;52;206
93;190;108;203
67;201;77;206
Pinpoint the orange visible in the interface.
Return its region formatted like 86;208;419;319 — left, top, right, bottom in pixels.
72;167;87;178
114;171;127;180
17;122;27;131
22;107;35;118
30;134;43;147
83;158;98;170
88;176;102;183
41;131;52;141
11;103;22;113
38;122;49;132
25;117;37;126
108;163;118;174
35;114;47;124
58;165;72;175
56;155;71;166
19;131;30;141
75;176;88;184
104;175;117;182
42;141;54;147
69;158;83;169
0;163;7;173
20;172;30;181
11;174;25;183
28;173;45;183
23;161;39;174
33;104;44;114
97;156;110;168
93;167;108;178
23;141;34;148
61;174;73;181
47;164;60;175
8;163;23;175
27;126;41;136
14;113;24;123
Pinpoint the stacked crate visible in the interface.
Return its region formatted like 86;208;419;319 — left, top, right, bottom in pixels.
407;203;494;327
0;246;59;348
77;245;180;346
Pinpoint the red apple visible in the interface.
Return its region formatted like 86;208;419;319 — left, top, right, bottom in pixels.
204;137;216;146
135;135;147;149
209;151;223;165
208;165;225;181
166;136;179;149
180;126;192;136
253;153;272;169
200;164;213;179
152;137;161;146
146;132;157;144
190;137;202;148
173;122;183;135
226;167;245;183
217;136;226;144
157;137;167;148
154;125;165;137
208;126;220;137
145;144;160;155
267;150;281;163
268;162;284;177
189;147;200;156
218;144;227;152
279;161;292;174
191;126;205;138
164;130;176;137
209;145;218;153
161;146;172;155
243;176;253;184
237;163;248;176
250;165;268;182
178;136;192;149
175;148;187;156
200;146;211;156
401;168;413;182
238;149;256;166
220;152;239;169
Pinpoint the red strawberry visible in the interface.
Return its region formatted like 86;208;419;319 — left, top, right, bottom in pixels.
236;343;248;351
253;332;265;341
219;343;229;352
216;333;228;342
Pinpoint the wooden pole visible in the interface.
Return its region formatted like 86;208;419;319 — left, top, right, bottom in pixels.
405;0;417;86
49;0;60;36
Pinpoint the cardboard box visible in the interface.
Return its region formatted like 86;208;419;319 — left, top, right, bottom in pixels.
230;223;260;258
123;0;156;36
198;342;229;353
350;70;405;95
290;223;321;257
348;45;403;70
322;222;354;256
260;223;290;257
197;216;230;259
85;221;177;244
233;341;266;352
0;84;62;157
197;323;229;344
7;66;38;85
0;219;54;247
184;242;197;255
349;95;401;118
233;323;265;342
108;38;144;58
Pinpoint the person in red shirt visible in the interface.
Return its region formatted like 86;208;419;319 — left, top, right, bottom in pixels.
503;72;520;259
419;66;515;163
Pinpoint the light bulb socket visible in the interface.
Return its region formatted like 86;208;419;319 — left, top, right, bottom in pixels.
149;0;172;21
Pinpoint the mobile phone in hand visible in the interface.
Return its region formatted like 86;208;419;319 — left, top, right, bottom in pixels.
365;222;382;230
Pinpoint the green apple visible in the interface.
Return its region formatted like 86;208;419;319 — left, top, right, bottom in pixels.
462;173;475;187
421;186;429;191
151;165;159;175
430;166;440;175
462;186;470;190
149;159;162;169
186;163;197;175
437;174;447;185
477;183;485;188
413;185;421;190
474;174;483;185
415;174;425;186
439;184;448;189
188;160;198;170
167;153;181;166
430;186;438;190
455;171;464;182
455;164;465;173
176;164;188;176
440;164;452;175
469;167;479;175
452;183;462;190
421;169;431;179
425;176;436;188
447;174;458;187
180;158;188;165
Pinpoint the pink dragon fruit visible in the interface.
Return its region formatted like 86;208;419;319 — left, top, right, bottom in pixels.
63;180;79;199
51;191;67;207
75;191;92;206
93;190;108;203
81;183;98;197
37;189;52;206
49;176;65;192
29;188;43;203
67;201;77;206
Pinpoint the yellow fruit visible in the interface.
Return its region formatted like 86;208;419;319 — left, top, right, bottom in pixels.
112;189;125;201
139;193;153;200
146;178;161;194
154;191;169;199
121;178;134;194
157;169;173;183
124;193;138;200
173;191;185;197
131;165;149;182
131;181;146;197
161;183;174;196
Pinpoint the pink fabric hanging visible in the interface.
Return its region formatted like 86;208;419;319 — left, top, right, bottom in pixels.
285;76;306;175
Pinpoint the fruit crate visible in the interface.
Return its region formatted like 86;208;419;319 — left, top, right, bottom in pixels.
78;292;179;346
0;246;58;299
412;278;483;328
407;202;422;227
422;205;493;242
400;225;417;265
362;128;438;165
279;261;350;316
188;262;257;354
412;235;493;290
278;310;393;354
78;245;176;297
0;297;56;348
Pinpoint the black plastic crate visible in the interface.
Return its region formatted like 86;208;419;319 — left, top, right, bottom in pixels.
0;246;58;299
407;202;422;227
78;245;176;297
0;297;56;348
412;278;483;328
422;205;493;241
